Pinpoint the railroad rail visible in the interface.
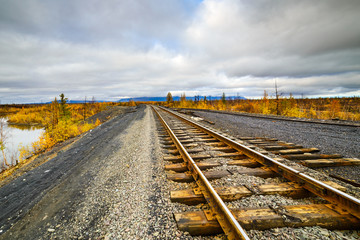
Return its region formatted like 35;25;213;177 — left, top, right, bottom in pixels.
153;106;249;239
152;106;360;238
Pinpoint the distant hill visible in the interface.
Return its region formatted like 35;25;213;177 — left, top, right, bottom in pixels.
67;100;110;104
39;100;111;104
118;96;246;102
10;96;246;105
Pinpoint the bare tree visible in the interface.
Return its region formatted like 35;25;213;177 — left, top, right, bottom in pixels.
50;97;59;128
180;93;186;102
274;79;281;115
0;120;10;169
83;96;87;121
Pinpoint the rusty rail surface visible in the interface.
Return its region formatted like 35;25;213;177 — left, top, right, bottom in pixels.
153;106;250;240
158;106;360;220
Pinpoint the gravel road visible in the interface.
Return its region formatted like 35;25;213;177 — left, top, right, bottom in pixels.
0;105;143;238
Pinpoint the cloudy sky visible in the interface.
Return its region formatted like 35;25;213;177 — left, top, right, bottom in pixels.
1;0;360;103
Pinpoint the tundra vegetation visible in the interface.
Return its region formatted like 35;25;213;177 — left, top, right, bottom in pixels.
163;92;360;121
0;94;120;172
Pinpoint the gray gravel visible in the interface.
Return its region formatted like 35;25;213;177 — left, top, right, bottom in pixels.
191;110;360;184
1;106;359;240
0;106;147;239
192;111;360;158
166;109;360;240
0;106;222;240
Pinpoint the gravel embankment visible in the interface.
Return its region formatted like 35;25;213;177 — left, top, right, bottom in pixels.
190;110;360;184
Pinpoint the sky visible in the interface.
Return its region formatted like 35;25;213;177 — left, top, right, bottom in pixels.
0;0;360;103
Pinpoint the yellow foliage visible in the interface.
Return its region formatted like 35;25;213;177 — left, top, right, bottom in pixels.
18;144;31;163
10;100;117;164
308;108;317;119
163;95;359;121
7;101;115;126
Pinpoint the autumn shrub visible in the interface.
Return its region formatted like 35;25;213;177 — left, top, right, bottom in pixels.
168;96;359;121
1;97;114;172
8;106;47;125
307;108;318;119
18;118;101;163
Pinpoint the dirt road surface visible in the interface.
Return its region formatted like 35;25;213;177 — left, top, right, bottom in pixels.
0;105;183;239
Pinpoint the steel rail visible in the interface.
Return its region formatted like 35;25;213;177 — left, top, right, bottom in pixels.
159;106;360;219
153;106;250;240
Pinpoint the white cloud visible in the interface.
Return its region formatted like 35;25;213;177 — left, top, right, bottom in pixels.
0;0;359;103
181;0;360;96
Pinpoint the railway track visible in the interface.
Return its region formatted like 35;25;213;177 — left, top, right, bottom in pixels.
152;106;360;239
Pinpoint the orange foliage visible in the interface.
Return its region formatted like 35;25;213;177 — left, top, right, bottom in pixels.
4;99;118;163
161;96;360;121
7;102;116;125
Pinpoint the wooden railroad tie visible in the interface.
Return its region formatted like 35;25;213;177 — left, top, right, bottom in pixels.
231;167;278;178
300;158;360;168
161;139;194;145
190;132;209;136
163;152;248;163
164;154;212;163
174;204;360;235
170;181;346;205
227;159;261;168
195;137;219;142
210;146;237;153
329;174;360;187
162;143;198;149
165;148;203;155
160;136;191;142
263;145;303;151
164;159;262;172
272;148;320;155
204;142;227;147
281;154;342;160
167;170;231;182
166;167;278;182
215;152;248;159
165;162;221;172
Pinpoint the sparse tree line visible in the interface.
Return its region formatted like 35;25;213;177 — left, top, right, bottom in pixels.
1;94;117;171
164;92;360;121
